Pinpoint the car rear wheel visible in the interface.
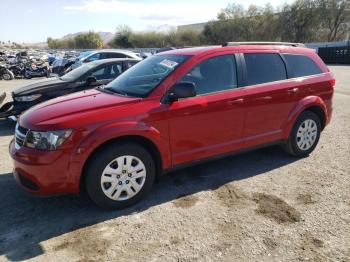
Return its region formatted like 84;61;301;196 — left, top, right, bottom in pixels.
85;143;156;209
284;111;321;157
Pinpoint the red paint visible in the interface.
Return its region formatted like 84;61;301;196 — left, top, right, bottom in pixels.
9;45;334;195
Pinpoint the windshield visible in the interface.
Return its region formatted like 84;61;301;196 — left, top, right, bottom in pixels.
105;54;190;97
60;63;95;81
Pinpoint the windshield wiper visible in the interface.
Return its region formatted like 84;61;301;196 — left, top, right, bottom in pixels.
96;85;130;97
95;85;114;94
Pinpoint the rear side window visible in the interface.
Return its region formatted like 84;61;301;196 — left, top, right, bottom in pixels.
244;53;287;85
106;53;127;58
180;55;237;95
284;54;322;77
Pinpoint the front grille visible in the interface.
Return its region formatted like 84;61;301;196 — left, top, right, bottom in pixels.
15;124;28;148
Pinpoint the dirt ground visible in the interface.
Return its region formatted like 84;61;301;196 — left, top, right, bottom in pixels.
0;66;349;262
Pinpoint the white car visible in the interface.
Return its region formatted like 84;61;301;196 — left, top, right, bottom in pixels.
71;49;141;70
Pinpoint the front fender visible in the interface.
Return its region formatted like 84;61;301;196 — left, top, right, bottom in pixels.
67;121;170;192
282;96;327;138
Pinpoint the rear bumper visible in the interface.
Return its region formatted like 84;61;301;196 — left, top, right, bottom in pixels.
9;139;78;195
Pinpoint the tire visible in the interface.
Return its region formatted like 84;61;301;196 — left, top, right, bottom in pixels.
85;142;156;209
3;69;14;80
283;111;321;157
24;71;32;79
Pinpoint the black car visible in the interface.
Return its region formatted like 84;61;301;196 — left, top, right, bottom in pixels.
0;58;139;119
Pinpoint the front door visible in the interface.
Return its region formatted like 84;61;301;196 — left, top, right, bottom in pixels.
167;54;246;166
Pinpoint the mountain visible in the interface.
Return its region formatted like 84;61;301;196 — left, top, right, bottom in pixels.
61;31;115;44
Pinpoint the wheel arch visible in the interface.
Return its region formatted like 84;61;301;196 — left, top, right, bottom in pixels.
283;96;328;138
79;135;164;193
303;105;326;130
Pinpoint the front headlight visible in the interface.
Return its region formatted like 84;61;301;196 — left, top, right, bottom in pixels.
24;129;72;150
15;94;42;102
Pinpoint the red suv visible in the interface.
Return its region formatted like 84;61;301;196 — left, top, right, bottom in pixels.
10;43;335;209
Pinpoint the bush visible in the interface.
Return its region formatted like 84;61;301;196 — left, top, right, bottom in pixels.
47;31;103;49
109;26;205;48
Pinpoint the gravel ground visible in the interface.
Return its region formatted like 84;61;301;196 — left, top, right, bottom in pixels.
0;66;349;262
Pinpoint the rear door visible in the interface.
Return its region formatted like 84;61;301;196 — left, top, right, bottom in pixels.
167;54;246;165
242;52;297;147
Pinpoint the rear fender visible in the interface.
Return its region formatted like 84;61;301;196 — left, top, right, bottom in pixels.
282;96;327;138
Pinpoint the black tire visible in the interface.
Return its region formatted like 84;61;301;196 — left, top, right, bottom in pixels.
24;71;32;79
3;69;14;80
85;142;156;209
283;111;321;157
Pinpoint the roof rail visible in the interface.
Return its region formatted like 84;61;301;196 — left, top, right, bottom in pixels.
223;42;305;47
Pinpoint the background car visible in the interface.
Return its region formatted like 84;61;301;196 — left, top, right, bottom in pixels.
51;50;141;77
0;58;140;119
70;49;142;70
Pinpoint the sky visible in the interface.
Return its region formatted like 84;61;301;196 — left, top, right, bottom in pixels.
0;0;291;43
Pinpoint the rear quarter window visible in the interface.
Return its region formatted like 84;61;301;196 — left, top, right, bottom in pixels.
244;53;287;85
283;54;323;77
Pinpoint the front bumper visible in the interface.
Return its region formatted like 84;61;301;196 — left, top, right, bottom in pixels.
9;139;77;195
0;97;37;119
0;102;15;119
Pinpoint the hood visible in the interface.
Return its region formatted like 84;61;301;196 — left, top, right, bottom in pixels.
13;78;68;96
20;89;140;130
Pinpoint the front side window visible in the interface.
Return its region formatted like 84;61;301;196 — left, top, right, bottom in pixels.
105;55;189;97
90;65;112;80
126;61;138;69
284;54;322;77
180;55;237;95
60;63;95;81
85;53;101;62
244;53;287;85
111;63;122;76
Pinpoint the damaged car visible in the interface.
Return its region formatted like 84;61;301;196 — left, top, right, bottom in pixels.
0;58;139;119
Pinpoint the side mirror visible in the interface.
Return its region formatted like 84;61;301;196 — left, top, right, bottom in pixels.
86;76;97;85
162;81;196;104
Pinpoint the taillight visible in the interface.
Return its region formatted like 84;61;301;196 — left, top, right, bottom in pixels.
330;78;336;89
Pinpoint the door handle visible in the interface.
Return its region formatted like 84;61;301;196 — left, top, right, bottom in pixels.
287;88;299;94
228;98;244;105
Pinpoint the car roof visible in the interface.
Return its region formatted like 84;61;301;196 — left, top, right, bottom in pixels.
159;45;316;57
87;58;141;66
84;49;141;60
89;49;138;55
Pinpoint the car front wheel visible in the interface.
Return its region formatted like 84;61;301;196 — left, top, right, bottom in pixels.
85;143;156;209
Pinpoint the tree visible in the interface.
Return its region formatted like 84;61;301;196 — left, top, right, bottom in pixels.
279;0;321;42
109;25;205;48
74;31;103;49
318;0;350;41
110;25;133;48
203;3;282;44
